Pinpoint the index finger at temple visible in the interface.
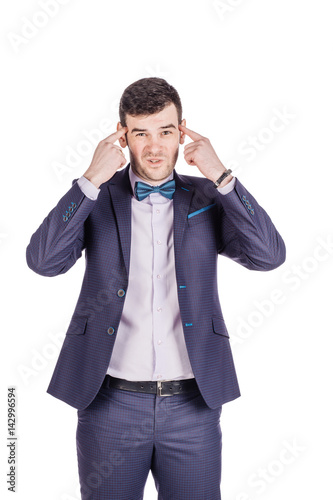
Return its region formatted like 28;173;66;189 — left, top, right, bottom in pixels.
179;125;203;142
104;127;128;144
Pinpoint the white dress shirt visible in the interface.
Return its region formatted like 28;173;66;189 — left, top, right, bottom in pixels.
77;166;235;381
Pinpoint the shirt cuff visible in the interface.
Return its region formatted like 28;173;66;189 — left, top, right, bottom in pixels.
216;176;236;195
77;176;100;200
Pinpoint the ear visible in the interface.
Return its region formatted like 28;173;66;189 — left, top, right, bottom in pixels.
179;118;186;145
117;121;128;147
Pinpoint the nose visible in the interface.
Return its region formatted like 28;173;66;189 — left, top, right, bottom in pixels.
146;135;163;154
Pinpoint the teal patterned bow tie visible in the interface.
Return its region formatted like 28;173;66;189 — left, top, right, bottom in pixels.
134;179;176;201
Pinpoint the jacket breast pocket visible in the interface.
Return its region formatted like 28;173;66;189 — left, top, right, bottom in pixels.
212;315;229;338
66;315;88;335
188;203;216;227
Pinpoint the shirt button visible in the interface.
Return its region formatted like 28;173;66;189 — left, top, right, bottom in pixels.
156;209;160;214
157;240;162;245
157;307;162;312
117;289;126;297
107;327;115;335
157;339;162;345
157;374;162;379
157;274;161;279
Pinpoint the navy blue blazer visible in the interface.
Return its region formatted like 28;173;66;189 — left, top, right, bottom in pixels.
26;164;286;410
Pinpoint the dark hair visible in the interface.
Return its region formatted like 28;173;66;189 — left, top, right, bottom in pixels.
119;77;182;126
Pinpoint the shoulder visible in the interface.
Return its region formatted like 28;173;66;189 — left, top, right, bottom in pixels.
175;171;219;201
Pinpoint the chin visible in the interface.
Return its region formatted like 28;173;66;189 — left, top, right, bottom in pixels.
141;164;173;180
150;167;173;179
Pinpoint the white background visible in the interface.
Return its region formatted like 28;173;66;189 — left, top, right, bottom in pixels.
1;0;332;498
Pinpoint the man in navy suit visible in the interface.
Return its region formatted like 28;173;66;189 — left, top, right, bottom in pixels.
26;78;286;499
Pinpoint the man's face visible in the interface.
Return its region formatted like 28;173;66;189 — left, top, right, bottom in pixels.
117;103;186;185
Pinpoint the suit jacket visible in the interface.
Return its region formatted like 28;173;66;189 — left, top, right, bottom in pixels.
26;164;286;410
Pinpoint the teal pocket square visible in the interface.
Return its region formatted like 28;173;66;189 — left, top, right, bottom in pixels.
188;203;216;219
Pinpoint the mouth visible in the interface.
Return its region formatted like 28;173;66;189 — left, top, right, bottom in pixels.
146;158;165;166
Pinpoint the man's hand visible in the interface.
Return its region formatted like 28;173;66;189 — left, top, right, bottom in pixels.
83;127;128;188
179;125;232;187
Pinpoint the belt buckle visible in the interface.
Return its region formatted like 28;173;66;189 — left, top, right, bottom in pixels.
157;380;174;397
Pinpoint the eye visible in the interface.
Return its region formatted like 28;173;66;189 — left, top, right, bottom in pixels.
162;130;172;135
136;133;146;137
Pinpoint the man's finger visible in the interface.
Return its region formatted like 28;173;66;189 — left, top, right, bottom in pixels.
104;127;128;144
184;143;198;153
179;124;203;142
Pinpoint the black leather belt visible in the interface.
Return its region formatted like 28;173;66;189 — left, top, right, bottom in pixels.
103;375;198;397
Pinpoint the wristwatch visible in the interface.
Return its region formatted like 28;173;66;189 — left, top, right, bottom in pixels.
213;169;232;188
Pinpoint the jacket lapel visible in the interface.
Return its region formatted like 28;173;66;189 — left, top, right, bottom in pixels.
173;170;194;264
107;165;132;277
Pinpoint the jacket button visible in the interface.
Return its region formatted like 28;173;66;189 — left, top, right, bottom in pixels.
117;289;126;297
107;327;115;335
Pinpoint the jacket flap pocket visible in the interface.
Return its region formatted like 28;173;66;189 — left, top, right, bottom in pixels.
212;315;229;338
66;315;88;335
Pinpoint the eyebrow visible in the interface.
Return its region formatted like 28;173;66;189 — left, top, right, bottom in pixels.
130;123;177;133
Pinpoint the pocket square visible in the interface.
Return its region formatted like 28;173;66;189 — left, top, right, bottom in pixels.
188;203;216;219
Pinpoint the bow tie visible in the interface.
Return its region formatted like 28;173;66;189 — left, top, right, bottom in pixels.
134;179;176;201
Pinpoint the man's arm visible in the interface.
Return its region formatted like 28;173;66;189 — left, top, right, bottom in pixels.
179;125;286;271
26;128;128;277
216;178;286;271
26;181;95;277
